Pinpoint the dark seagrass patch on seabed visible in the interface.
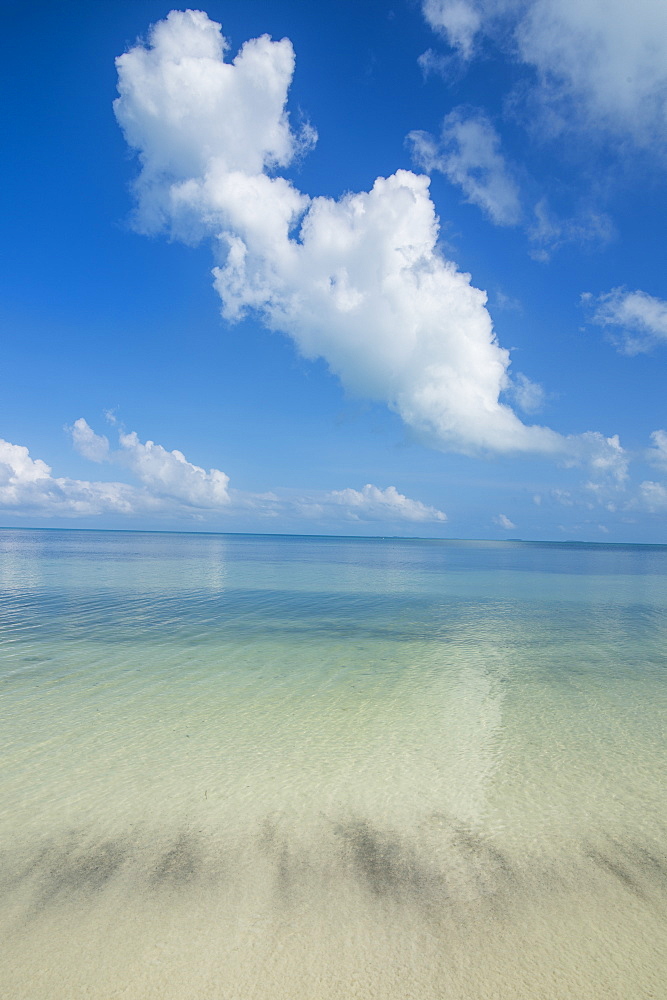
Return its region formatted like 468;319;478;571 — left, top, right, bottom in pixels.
334;818;437;902
582;832;667;907
0;832;130;923
3;815;665;934
149;832;204;889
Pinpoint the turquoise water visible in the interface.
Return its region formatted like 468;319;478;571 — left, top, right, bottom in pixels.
1;528;665;999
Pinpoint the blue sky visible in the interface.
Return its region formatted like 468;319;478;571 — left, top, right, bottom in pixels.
1;0;666;540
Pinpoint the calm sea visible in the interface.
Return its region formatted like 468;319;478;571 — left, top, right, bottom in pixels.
1;528;665;999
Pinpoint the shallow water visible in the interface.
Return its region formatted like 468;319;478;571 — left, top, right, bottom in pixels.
1;528;665;998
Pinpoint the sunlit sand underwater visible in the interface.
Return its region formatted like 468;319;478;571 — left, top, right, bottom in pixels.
1;528;665;999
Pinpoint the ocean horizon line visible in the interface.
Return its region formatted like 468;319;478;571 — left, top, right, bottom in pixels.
1;523;666;549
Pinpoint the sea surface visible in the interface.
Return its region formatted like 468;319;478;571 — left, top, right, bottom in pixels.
1;528;665;999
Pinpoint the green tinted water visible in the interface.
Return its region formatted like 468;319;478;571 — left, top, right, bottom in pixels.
1;530;665;998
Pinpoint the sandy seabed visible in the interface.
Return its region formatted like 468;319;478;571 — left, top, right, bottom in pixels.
2;531;666;998
2;808;665;1000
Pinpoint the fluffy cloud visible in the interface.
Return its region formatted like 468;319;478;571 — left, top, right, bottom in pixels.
1;421;234;520
2;424;446;528
577;432;628;484
408;110;522;226
636;480;667;512
114;8;315;236
493;513;516;529
584;288;667;354
0;437;141;517
0;439;51;485
70;418;231;507
212;168;565;457
646;430;667;471
117;430;230;506
290;485;447;524
114;10;625;477
420;0;667;148
327;484;446;522
69;417;110;462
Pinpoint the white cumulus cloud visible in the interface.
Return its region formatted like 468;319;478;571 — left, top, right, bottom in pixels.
0;437;142;517
117;430;230;507
327;484;447;522
2;423;449;530
114;8;315;236
69;418;232;510
69;417;110;462
584;287;667;354
636;481;667;512
493;513;516;529
647;430;667;471
576;432;628;485
0;439;51;485
408;109;522;226
114;9;627;479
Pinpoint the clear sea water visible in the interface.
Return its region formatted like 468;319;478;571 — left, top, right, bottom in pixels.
1;527;665;999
